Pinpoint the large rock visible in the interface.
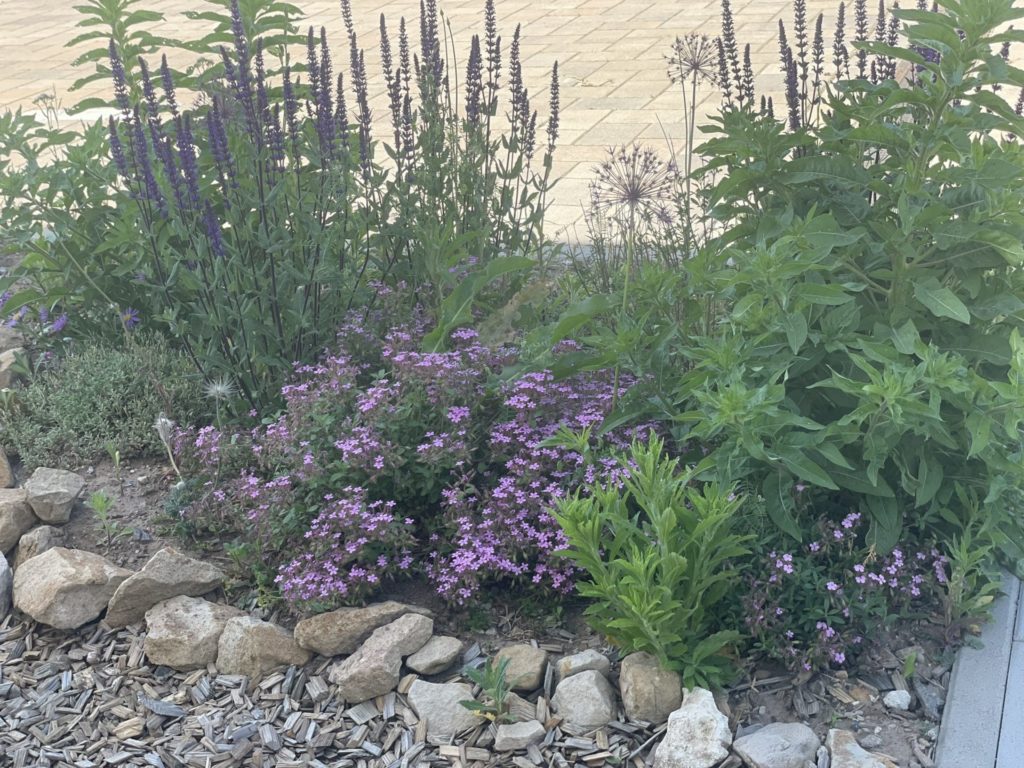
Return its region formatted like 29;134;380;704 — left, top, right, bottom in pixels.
494;720;546;751
105;547;225;628
0;449;13;488
620;652;683;724
551;669;616;731
328;613;433;702
407;680;480;744
653;688;732;768
0;347;22;389
13;547;131;629
495;644;548;692
294;600;432;657
145;596;244;671
407;635;463;675
733;722;821;768
0;489;37;554
216;616;311;679
555;649;611;682
0;554;11;620
24;468;85;524
13;525;64;570
826;730;898;768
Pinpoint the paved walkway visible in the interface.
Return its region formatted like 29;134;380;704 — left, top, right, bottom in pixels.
0;0;845;235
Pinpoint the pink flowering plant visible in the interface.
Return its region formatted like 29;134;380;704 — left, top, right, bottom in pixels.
173;313;652;609
741;499;949;672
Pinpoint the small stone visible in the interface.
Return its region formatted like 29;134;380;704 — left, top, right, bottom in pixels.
858;735;883;750
407;679;480;744
24;467;85;524
329;613;433;702
293;600;431;656
0;554;11;619
619;652;682;724
826;729;898;768
551;669;616;731
13;547;131;629
145;595;244;671
13;524;63;570
882;690;911;712
495;644;548;692
554;649;611;682
0;489;37;554
0;347;22;389
911;677;944;721
733;722;821;768
104;546;225;627
0;449;13;488
494;720;546;751
216;616;311;679
653;688;732;768
407;635;462;675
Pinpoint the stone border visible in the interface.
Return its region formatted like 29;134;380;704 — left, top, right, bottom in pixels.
936;572;1021;768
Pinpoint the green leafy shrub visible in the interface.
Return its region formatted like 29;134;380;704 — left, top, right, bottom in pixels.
0;334;205;469
554;435;750;688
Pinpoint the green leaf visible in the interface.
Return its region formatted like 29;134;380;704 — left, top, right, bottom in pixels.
763;471;803;542
891;319;920;356
913;282;971;324
549;294;616;342
783;312;808;354
864;495;902;553
777;447;839;490
798;283;854;306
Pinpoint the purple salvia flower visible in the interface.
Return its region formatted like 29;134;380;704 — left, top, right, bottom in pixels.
282;66;301;163
139;58;160;122
720;0;743;96
340;0;355;40
159;55;178;117
230;0;249;66
466;34;483;124
834;2;849;79
484;0;501;116
306;27;321;106
509;25;525;132
131;108;165;215
356;50;372;178
742;44;755;105
716;37;733;103
381;16;404;148
811;15;824;109
335;73;350;144
546;61;559;154
255;40;270;124
151;119;186;212
854;0;869;78
794;0;808;105
175;114;201;209
108;118;131;181
206;98;236;193
108;39;131;118
785;57;800;130
203;201;226;259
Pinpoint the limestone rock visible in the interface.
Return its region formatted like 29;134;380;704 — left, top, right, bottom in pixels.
495;644;548;692
407;680;480;744
105;546;225;628
294;600;432;656
551;669;616;731
24;467;84;524
216;616;311;679
328;613;433;702
0;554;11;620
619;652;683;724
882;689;911;712
13;547;131;629
495;720;546;751
826;730;898;768
554;649;611;682
145;596;244;671
0;348;22;389
0;449;13;488
0;489;36;554
13;524;64;570
733;722;821;768
407;635;463;675
653;688;732;768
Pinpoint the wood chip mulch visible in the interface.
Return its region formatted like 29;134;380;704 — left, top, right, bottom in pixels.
0;618;663;768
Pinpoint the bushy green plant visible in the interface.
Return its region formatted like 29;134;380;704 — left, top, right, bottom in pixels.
650;0;1024;567
460;657;514;723
554;435;750;688
0;334;205;469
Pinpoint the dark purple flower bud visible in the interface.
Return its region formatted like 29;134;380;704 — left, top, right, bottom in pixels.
306;27;321;105
546;61;559;154
335;73;350;143
854;0;869;78
465;34;483;124
812;14;824;105
785;57;800;130
109;39;132;118
139;57;160;122
159;55;179;117
716;37;733;103
720;0;743;96
175;114;201;209
484;0;501;116
203;201;226;259
1016;87;1024;116
341;0;355;39
742;44;755;104
230;0;249;66
131;108;165;215
834;2;849;79
108;118;131;180
206;98;236;193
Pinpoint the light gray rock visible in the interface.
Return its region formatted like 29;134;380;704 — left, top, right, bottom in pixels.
328;613;434;702
104;546;225;627
13;524;63;570
0;449;13;489
407;680;480;744
145;595;244;670
0;347;22;389
826;730;897;768
495;644;548;692
551;669;616;731
494;720;546;751
619;652;683;724
733;722;821;768
407;635;462;675
13;547;131;629
0;489;37;554
216;616;311;679
24;467;84;524
911;677;944;721
882;689;910;712
0;554;11;619
554;649;611;682
653;688;732;768
293;600;432;657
